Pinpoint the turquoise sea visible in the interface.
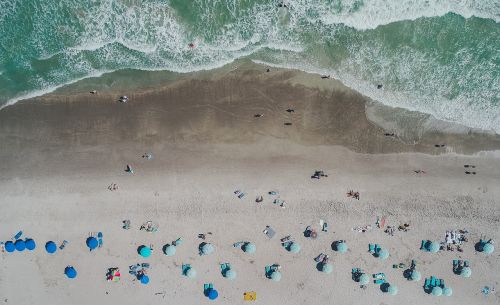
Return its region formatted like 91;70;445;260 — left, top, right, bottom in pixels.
0;0;499;131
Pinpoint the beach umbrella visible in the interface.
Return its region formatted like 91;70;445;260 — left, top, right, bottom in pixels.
86;237;98;250
387;285;398;296
225;269;237;280
243;242;256;254
432;286;443;296
15;239;26;251
65;266;77;279
410;270;421;281
288;242;301;254
140;275;149;284
336;242;348;253
164;245;176;256
4;241;15;253
321;263;333;274
428;241;440;253
377;248;389;260
45;241;57;254
186;268;197;278
443;287;453;296
139;246;152;258
208;289;218;300
482;243;494;255
270;271;282;282
201;243;214;255
25;239;36;250
358;274;370;285
460;267;471;278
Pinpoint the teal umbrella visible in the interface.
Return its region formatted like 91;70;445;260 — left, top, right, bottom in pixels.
482;243;494;254
270;271;282;282
201;243;214;255
377;248;389;260
243;243;256;254
432;286;443;296
186;268;197;278
336;242;348;253
139;246;151;258
225;269;237;280
460;267;471;278
288;242;300;254
321;263;333;274
428;241;440;253
164;245;176;256
358;274;370;285
387;285;398;296
443;287;452;296
410;270;421;281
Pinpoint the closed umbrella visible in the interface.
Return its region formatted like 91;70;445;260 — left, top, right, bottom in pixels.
208;289;218;300
186;268;197;278
387;285;398;295
86;237;98;250
432;286;443;296
225;269;237;280
140;275;149;284
443;287;452;296
164;245;176;256
15;239;26;251
288;242;301;254
270;271;282;282
377;248;389;260
460;267;471;278
45;241;57;254
65;266;77;279
321;263;333;274
201;243;214;255
243;243;256;254
482;243;494;255
139;246;152;258
410;270;421;281
359;274;370;285
25;239;36;250
336;242;348;253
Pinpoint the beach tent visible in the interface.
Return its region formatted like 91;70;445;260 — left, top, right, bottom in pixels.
482;243;494;255
139;246;152;258
140;275;150;284
321;263;333;274
410;270;421;281
427;241;440;253
359;274;370;285
186;268;197;279
208;289;219;300
15;239;26;251
225;269;237;280
387;285;398;296
201;243;214;255
86;237;98;250
336;242;348;253
377;248;389;260
270;271;282;282
4;241;15;253
460;267;471;278
288;242;301;254
432;286;443;296
243;242;256;254
443;287;452;296
164;245;176;256
25;239;36;250
45;241;57;254
65;266;77;279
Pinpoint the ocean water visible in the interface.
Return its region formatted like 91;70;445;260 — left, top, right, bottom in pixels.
0;0;499;132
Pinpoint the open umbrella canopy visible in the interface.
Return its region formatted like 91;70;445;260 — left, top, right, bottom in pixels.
225;269;237;280
208;289;218;300
186;268;197;278
482;243;494;255
460;267;471;278
5;241;15;253
65;266;77;279
45;241;57;254
140;275;149;284
387;285;398;295
427;241;440;253
243;242;256;254
86;237;98;250
336;242;348;253
15;239;26;251
164;245;176;256
201;243;214;255
25;239;36;250
321;263;333;274
288;242;301;253
270;271;282;282
139;246;151;258
359;274;370;285
410;270;421;281
377;248;389;260
443;287;453;296
432;286;443;296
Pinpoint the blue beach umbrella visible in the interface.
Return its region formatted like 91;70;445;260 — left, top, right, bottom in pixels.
443;287;452;296
243;242;256;254
377;248;389;260
270;271;282;282
139;246;152;258
164;245;176;256
482;243;494;255
432;286;443;296
460;267;471;278
140;275;150;284
336;242;348;253
359;274;370;285
225;269;237;280
45;241;57;254
86;237;98;250
288;242;301;253
387;285;398;296
65;266;77;279
208;289;219;300
321;263;333;274
15;239;26;251
25;239;36;250
5;241;15;253
410;270;421;281
201;243;214;255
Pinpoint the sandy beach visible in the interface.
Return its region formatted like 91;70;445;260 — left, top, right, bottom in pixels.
0;63;499;305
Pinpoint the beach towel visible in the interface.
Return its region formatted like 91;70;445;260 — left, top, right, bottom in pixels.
244;291;256;301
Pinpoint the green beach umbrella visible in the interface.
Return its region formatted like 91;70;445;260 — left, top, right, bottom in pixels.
270;271;282;282
164;245;176;256
186;268;197;278
432;286;443;296
243;242;256;254
387;285;398;296
410;270;421;281
224;269;237;280
336;242;348;253
288;242;301;254
482;243;494;255
428;241;440;253
460;267;471;278
377;248;389;260
358;274;370;285
443;287;453;296
201;243;214;255
321;263;333;274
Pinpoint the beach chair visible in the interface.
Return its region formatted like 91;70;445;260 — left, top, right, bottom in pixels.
142;263;150;269
440;279;445;288
420;240;426;250
182;264;191;275
374;279;385;285
464;260;470;267
435;279;441;287
98;232;103;248
322;222;328;232
453;259;458;269
375;244;381;253
368;244;375;253
424;278;431;290
265;266;272;277
411;259;417;269
13;231;23;240
352;268;359;274
220;263;230;273
244;291;256;301
59;240;68;250
430;276;436;287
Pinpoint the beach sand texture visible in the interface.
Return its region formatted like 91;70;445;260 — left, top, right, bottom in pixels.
0;66;499;305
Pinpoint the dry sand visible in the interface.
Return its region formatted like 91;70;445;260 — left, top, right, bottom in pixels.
0;64;499;305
